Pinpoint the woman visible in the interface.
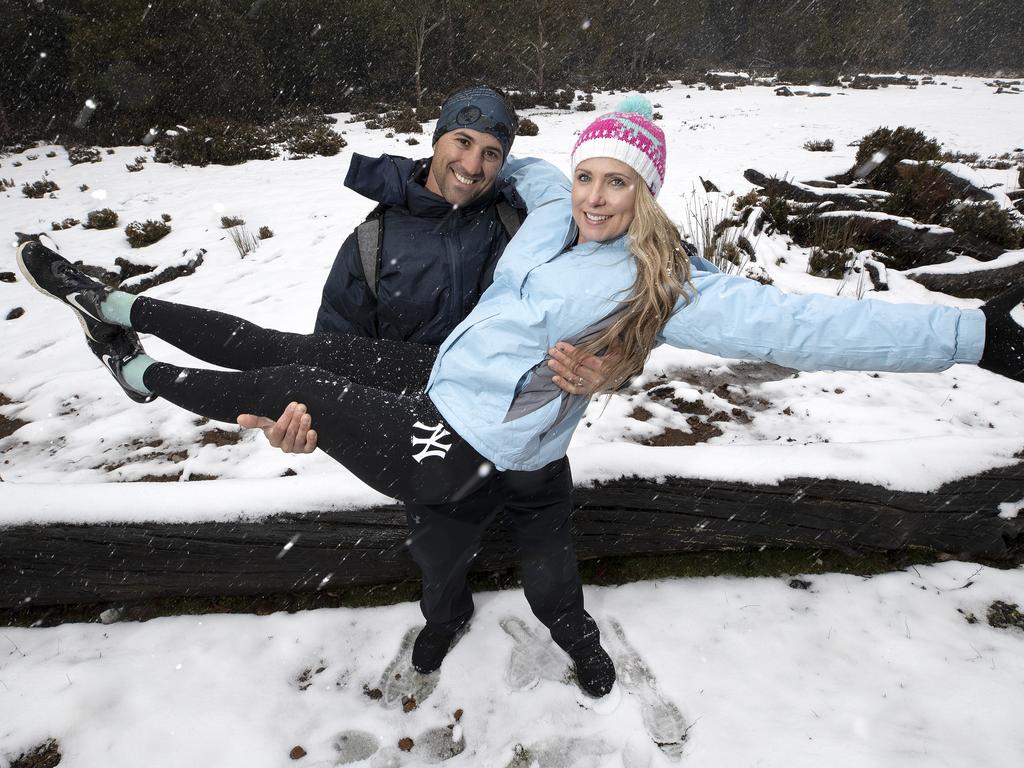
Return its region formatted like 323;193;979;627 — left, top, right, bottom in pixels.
17;98;1024;696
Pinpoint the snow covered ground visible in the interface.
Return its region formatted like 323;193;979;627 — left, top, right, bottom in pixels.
3;562;1023;767
2;76;1024;767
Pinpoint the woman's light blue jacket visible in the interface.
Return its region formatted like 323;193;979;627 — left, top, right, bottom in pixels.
425;158;986;472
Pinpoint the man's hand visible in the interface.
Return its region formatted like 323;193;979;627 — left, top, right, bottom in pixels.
547;342;614;395
237;402;318;454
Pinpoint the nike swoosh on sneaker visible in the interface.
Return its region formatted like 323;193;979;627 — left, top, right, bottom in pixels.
67;292;102;320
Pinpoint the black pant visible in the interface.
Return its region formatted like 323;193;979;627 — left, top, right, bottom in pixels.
407;458;598;654
132;295;597;652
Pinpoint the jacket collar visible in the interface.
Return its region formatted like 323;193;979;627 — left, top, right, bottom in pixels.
344;152;521;219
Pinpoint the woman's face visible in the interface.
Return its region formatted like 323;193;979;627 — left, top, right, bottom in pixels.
572;157;639;245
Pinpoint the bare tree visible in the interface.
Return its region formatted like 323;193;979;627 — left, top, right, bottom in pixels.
410;0;446;107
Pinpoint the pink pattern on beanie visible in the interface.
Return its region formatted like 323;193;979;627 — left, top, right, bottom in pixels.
570;106;667;196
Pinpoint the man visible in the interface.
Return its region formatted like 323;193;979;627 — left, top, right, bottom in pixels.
239;86;615;696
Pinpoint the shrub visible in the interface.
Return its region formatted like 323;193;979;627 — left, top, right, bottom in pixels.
405;137;419;145
154;120;277;167
221;215;245;228
22;179;59;198
51;217;80;231
67;146;102;165
942;202;1024;250
882;163;956;224
0;178;15;192
803;139;834;152
278;115;347;158
227;224;259;258
734;189;760;210
155;115;347;166
258;226;274;239
517;118;539;137
161;213;172;222
763;195;791;235
576;101;596;112
808;248;853;278
125;219;171;248
84;208;119;230
854;126;942;189
126;160;144;172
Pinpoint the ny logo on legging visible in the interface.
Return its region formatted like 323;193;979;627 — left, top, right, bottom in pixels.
411;421;452;463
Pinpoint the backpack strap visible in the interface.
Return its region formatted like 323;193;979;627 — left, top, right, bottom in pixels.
495;199;526;240
354;204;387;298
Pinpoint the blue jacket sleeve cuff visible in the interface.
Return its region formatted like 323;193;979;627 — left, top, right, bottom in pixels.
956;308;987;364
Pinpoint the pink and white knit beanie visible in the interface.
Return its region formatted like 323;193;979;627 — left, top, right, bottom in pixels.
570;95;666;196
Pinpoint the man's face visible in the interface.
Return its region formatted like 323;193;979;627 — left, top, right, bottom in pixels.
425;128;504;207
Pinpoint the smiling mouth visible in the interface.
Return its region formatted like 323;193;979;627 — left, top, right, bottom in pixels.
584;212;611;223
452;169;480;185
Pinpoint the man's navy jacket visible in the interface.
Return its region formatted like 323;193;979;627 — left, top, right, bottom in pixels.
314;153;527;346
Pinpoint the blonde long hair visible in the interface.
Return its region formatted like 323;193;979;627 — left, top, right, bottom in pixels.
576;180;694;390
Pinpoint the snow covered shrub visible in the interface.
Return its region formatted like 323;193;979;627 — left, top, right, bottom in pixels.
51;217;80;231
0;177;15;192
808;248;853;279
67;146;102;165
125;219;171;248
84;208;119;230
258;226;274;239
7;738;61;768
854;127;942;189
942;202;1024;251
285;123;346;157
883;163;956;224
155;120;276;167
161;213;172;222
734;189;760;210
803;139;834;152
763;195;791;235
221;216;245;228
277;114;347;158
21;179;59;198
405;137;419;145
576;101;596;112
382;108;423;134
517;118;539;137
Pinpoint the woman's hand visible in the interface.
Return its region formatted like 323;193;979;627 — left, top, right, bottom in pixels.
547;342;614;395
237;402;318;454
979;283;1024;382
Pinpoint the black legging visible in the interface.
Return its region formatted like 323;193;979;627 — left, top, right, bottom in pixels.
133;295;599;653
133;296;492;504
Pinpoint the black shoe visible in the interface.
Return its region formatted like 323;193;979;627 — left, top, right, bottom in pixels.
412;625;457;674
16;239;115;342
86;329;156;404
569;643;616;698
17;239;154;403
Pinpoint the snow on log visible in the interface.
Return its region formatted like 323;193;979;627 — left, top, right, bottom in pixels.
2;464;1022;609
743;169;889;209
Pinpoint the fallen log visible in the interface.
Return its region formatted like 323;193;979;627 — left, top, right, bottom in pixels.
907;257;1024;299
2;463;1022;609
792;210;958;269
744;169;888;210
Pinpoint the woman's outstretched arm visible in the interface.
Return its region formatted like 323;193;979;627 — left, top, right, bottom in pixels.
659;270;986;374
